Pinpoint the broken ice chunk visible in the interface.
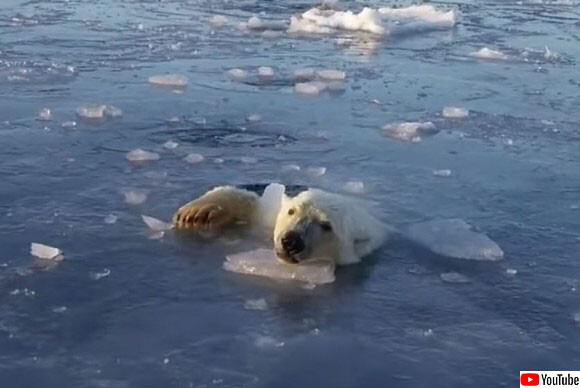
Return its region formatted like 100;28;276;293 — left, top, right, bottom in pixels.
210;15;228;26
470;47;508;61
104;214;118;224
440;272;470;283
228;68;248;81
76;104;106;119
104;105;123;118
247;16;263;30
382;121;437;142
406;219;504;261
38;108;52;121
30;243;62;260
307;166;326;177
442;106;469;119
295;81;327;96
281;164;301;173
148;74;188;88
61;121;77;129
255;335;284;349
256;183;285;228
433;169;451;177
258;66;274;79
124;191;148;205
317;69;346;81
163;140;179;149
126;149;160;162
224;248;335;284
294;68;315;81
141;215;173;232
344;181;365;194
244;298;268;310
246;114;262;122
90;268;110;280
184;153;204;164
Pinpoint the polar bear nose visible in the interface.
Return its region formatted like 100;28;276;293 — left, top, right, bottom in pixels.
281;231;305;255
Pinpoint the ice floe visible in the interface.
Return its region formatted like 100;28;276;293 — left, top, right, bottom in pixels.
471;47;508;61
163;140;179;150
295;81;327;96
126;149;160;162
30;243;62;260
38;108;52;121
381;121;437;142
184;153;205;164
148;74;188;88
244;298;268;310
141;215;173;232
433;169;452;177
442;106;469;119
317;69;346;81
406;219;504;261
307;166;327;177
76;104;123;120
224;248;335;284
228;68;248;81
440;272;470;283
288;5;457;35
258;66;274;79
124;191;148;205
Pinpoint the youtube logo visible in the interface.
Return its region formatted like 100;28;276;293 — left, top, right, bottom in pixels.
521;373;539;386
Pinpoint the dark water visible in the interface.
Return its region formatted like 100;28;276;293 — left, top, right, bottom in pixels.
1;0;580;387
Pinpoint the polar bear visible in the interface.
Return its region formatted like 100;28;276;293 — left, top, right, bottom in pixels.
172;184;388;265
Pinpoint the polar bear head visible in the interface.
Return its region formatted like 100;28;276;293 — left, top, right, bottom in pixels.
273;189;348;264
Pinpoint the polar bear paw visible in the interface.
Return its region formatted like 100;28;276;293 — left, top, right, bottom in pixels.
173;202;235;231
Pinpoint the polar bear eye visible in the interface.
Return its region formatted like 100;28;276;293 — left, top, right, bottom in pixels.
320;222;332;232
288;208;295;216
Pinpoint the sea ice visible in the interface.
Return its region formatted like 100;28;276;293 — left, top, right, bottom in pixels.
210;15;228;26
506;268;518;276
378;5;457;31
148;74;188;87
141;215;173;232
344;181;365;194
307;166;326;177
76;104;106;119
258;66;274;78
317;69;346;81
228;68;248;80
126;149;160;162
433;169;452;177
61;121;77;129
104;214;118;224
281;164;301;173
38;108;52;121
184;153;204;164
255;335;285;348
442;106;469;119
244;298;268;310
163;140;179;150
256;183;285;229
406;219;504;261
124;191;148;205
471;47;509;61
381;121;437;142
440;272;470;283
247;16;263;30
246;114;262;122
104;105;123;118
294;68;315;81
295;81;327;95
30;243;62;260
224;249;335;284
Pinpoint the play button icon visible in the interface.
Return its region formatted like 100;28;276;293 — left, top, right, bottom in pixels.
521;373;540;386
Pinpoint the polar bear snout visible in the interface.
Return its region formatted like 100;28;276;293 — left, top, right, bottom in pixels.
281;231;306;257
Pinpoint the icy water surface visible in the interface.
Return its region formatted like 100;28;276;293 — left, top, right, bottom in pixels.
1;0;580;386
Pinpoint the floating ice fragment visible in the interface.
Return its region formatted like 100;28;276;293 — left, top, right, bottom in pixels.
104;105;123;118
344;181;365;194
258;66;274;78
30;243;62;260
163;140;179;149
573;312;580;326
406;219;504;261
295;81;327;95
506;268;518;276
246;114;262;122
224;249;335;284
210;15;228;26
10;288;35;297
228;68;248;80
244;298;268;310
382;121;437;142
544;46;559;61
184;153;204;164
281;164;301;173
148;74;188;88
256;183;285;229
255;335;285;349
124;191;148;205
294;68;315;81
442;106;469;119
76;104;106;119
52;306;67;313
471;47;508;61
104;214;118;224
126;149;160;162
61;121;77;129
240;156;258;164
38;108;52;121
90;268;110;280
440;272;470;283
317;69;346;81
141;215;172;232
247;16;263;29
289;7;384;34
213;158;225;164
307;166;326;177
378;5;457;30
433;169;452;177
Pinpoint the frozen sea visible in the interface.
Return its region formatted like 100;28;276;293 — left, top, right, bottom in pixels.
1;0;580;387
